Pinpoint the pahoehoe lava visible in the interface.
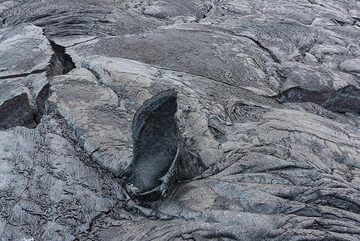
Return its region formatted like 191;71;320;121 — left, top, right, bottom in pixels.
1;0;360;240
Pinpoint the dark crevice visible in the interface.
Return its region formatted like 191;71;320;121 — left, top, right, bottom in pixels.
307;0;326;8
331;18;356;27
0;69;46;80
239;35;281;64
275;85;360;114
34;40;75;123
0;40;75;130
323;85;360;113
275;87;332;105
0;94;37;129
47;40;76;76
65;36;98;48
27;14;52;23
34;83;50;123
0;85;49;130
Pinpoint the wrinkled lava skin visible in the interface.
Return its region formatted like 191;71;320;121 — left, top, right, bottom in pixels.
0;0;360;240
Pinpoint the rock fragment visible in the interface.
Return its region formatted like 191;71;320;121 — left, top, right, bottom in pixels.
340;58;360;74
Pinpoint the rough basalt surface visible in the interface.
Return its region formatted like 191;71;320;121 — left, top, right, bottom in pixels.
1;0;360;240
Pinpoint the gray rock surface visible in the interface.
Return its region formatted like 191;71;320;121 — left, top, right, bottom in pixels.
0;0;360;240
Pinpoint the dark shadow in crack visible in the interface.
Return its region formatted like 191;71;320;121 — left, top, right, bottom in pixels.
0;41;75;130
0;93;37;129
47;40;76;76
324;85;360;114
275;85;360;114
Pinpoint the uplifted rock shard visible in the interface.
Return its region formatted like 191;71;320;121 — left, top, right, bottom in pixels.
125;90;203;202
125;90;180;201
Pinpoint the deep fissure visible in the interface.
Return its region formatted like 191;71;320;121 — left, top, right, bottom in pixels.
0;40;75;129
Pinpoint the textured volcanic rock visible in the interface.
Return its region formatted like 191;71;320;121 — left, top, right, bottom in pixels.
1;0;360;241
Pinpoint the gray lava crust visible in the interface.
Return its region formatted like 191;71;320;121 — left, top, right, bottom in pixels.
1;0;360;240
